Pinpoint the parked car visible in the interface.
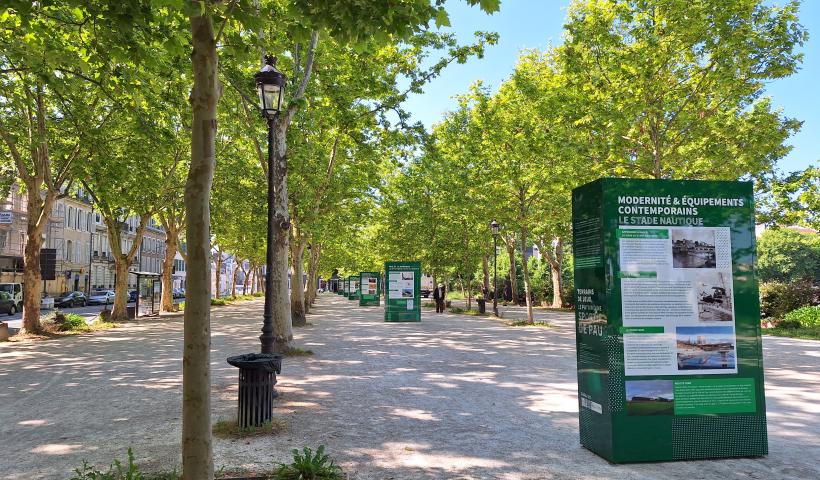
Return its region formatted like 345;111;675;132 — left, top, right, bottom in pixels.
54;291;87;308
128;290;138;303
0;282;23;311
172;288;185;299
0;291;18;315
88;290;116;305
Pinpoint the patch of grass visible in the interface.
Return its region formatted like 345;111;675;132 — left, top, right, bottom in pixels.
212;418;287;439
9;314;117;342
764;326;820;340
211;298;228;306
626;400;674;416
273;445;344;480
57;313;89;332
284;347;314;357
506;320;553;328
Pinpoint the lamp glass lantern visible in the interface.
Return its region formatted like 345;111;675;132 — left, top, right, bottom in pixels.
490;219;499;235
255;55;287;118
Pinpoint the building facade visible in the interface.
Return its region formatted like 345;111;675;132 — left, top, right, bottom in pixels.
1;186;186;296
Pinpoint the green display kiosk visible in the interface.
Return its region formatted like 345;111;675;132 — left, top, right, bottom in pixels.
384;261;421;322
572;178;767;463
347;275;360;300
341;278;348;296
359;272;381;306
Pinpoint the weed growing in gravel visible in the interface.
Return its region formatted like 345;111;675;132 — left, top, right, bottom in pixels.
273;445;344;480
70;448;178;480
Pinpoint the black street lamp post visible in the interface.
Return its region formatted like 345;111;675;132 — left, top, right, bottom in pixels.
223;55;287;430
255;55;287;354
490;219;500;317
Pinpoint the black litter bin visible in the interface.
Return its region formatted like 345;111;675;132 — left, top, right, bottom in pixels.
477;299;486;314
227;353;283;428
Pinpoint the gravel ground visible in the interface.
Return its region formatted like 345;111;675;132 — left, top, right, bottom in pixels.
0;294;818;479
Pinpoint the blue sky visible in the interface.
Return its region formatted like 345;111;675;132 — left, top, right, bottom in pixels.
402;0;819;173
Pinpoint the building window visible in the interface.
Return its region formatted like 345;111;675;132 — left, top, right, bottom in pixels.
66;240;73;262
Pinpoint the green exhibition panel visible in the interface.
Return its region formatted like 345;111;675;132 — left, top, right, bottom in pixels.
336;278;344;295
384;261;421;322
359;272;381;306
342;278;348;296
347;275;360;300
572;178;767;463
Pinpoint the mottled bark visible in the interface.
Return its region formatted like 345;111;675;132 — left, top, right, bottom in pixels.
549;237;564;309
21;193;53;332
519;226;534;323
160;228;178;312
290;233;306;327
505;237;518;303
181;8;217;480
482;254;490;295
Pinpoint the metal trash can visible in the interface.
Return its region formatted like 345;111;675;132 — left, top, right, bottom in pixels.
227;353;283;428
477;299;486;314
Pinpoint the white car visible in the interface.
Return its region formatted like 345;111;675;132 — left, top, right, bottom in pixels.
88;290;116;305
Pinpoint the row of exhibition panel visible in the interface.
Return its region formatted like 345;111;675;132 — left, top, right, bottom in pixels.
333;262;421;322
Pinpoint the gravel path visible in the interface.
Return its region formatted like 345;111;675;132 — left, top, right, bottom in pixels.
0;294;818;479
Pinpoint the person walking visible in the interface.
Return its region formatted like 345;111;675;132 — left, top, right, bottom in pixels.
433;283;447;313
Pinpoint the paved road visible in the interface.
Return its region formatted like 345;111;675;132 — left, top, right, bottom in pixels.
0;295;818;479
2;299;184;331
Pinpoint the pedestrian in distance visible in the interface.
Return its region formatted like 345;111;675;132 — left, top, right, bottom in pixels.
433;283;446;313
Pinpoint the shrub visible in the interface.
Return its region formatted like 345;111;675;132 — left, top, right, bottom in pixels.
210;298;228;306
757;228;820;284
273;445;344;480
783;306;820;328
759;280;813;319
252;291;264;297
58;314;89;332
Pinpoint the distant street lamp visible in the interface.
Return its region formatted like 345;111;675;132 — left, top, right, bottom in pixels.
490;219;500;317
256;55;287;354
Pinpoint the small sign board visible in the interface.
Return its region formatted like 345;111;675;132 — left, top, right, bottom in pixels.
0;211;12;224
359;272;381;306
384;261;421;322
347;275;360;300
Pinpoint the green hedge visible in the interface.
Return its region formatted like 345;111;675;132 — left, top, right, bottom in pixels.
783;306;820;328
759;280;814;319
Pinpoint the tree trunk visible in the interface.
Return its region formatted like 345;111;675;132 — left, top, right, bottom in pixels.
21;191;51;332
506;239;518;303
467;277;472;311
111;258;130;319
305;244;321;311
214;247;223;298
520;227;534;323
270;118;293;351
242;262;250;295
231;264;239;299
290;233;306;327
181;9;217;480
161;231;178;312
481;254;490;295
550;237;564;309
